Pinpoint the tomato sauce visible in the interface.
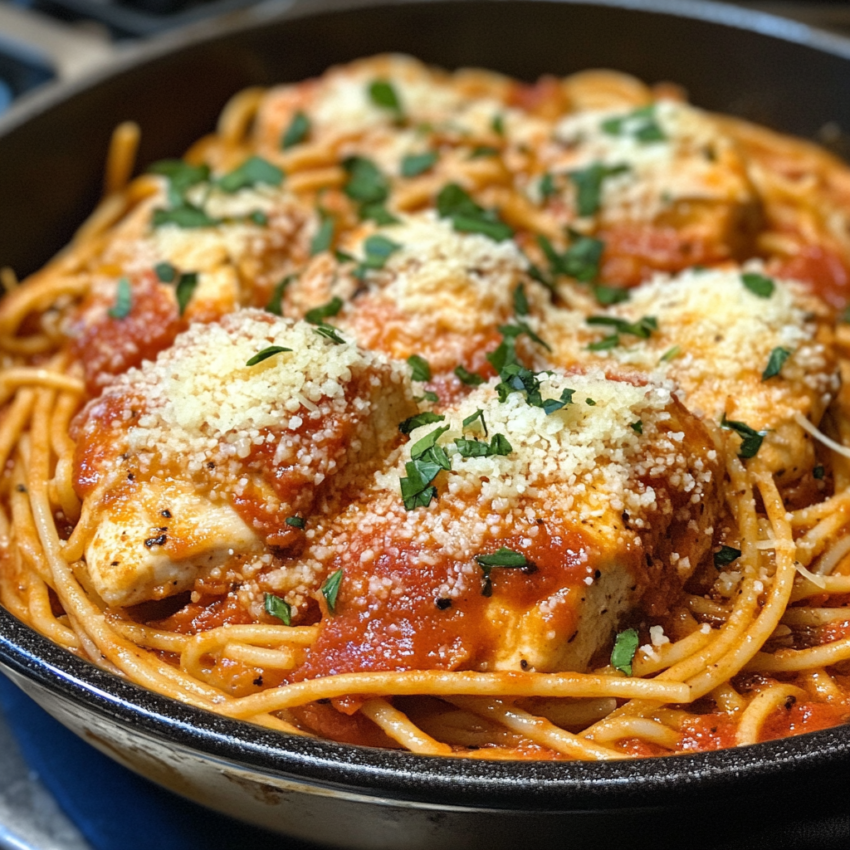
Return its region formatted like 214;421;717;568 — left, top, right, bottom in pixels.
292;523;594;681
760;699;847;743
769;244;850;310
70;272;182;395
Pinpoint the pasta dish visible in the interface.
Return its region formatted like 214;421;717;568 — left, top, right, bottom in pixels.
3;55;850;760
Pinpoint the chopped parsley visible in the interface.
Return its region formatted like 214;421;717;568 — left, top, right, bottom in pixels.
152;204;218;229
217;156;283;193
310;217;335;255
245;345;292;366
513;283;529;316
436;183;513;242
368;79;403;116
148;159;210;204
407;354;432;382
659;345;681;363
108;277;132;319
586;315;657;339
714;545;742;569
263;593;291;626
469;145;499;159
285;516;305;529
592;284;630;306
265;275;294;316
720;413;766;459
454;365;484;386
462;408;488;436
585;398;596;406
537;232;605;284
587;334;620;351
542;387;576;415
416;390;439;403
399;411;445;435
305;296;343;325
539;172;556;199
475;548;528;597
491;113;505;136
741;272;775;298
401;150;438;178
321;569;344;614
360;203;400;225
611;628;640;676
762;347;791;381
343;156;390;205
601;104;666;143
568;162;629;217
455;433;512;459
630;420;643;434
175;272;198;317
281;111;310;149
154;261;177;283
313;324;346;344
354;234;402;278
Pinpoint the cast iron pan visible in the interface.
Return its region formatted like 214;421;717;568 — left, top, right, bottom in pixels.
2;1;850;847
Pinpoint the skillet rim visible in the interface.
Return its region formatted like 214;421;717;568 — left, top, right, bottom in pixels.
2;0;850;813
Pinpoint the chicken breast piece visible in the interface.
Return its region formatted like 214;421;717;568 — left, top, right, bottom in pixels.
72;309;416;607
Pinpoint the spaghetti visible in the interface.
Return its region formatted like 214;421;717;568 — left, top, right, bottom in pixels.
3;55;850;760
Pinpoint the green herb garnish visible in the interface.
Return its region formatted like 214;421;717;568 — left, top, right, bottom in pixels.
108;278;132;319
454;365;484;386
281;111;310;149
354;234;402;278
218;156;283;193
321;569;344;613
741;272;775;298
285;516;305;529
310;217;335;255
407;354;432;382
265;275;294;316
344;156;390;204
436;183;513;242
401;151;438;178
611;628;640;676
264;593;291;626
660;345;681;363
152;205;218;229
313;324;346;344
154;262;176;283
720;414;766;459
631;420;643;434
592;284;630;306
538;232;604;283
568;162;629;217
601;104;666;143
714;545;742;569
175;272;198;317
305;296;344;325
369;79;403;116
399;411;445;435
762;347;791;381
462;408;488;436
246;345;292;366
475;548;528;596
513;283;529;317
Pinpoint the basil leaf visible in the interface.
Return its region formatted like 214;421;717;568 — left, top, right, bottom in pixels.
305;296;343;325
475;547;528;596
173;272;197;317
537;233;604;283
321;569;344;614
436;183;513;242
513;283;529;317
247;210;268;227
400;459;441;510
154;261;177;283
491;113;505;137
285;516;305;529
399;411;445;435
454;365;484;386
762;347;791;381
415;390;439;403
265;275;295;316
587;315;657;339
611;628;639;676
148;159;210;200
541;387;575;416
631;420;643;434
587;334;621;351
218;156;283;193
601;104;666;143
585;398;596;406
369;79;403;116
568;162;629;217
281;111;310;149
152;204;218;229
592;284;630;305
401;151;438;178
741;272;775;298
108;277;132;320
462;408;488;437
407;354;432;382
410;425;451;461
360;203;401;225
498;321;551;352
455;433;512;459
720;414;766;459
344;156;390;204
714;545;741;569
313;324;346;344
659;345;681;363
310;217;335;255
264;593;291;626
539;172;556;200
469;145;499;159
246;345;291;366
355;234;402;278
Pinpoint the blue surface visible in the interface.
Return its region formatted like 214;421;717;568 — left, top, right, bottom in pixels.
0;673;317;850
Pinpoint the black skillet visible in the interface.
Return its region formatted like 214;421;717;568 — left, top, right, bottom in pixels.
1;2;850;848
